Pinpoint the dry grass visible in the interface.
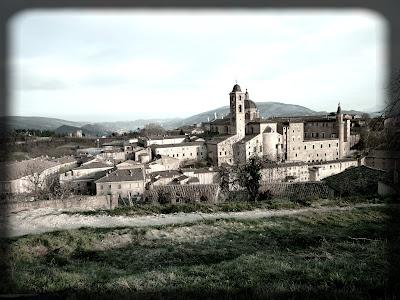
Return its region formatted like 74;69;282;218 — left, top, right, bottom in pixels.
2;205;398;299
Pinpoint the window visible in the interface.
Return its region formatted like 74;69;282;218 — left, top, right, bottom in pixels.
183;153;185;157
304;146;306;150
190;153;193;156
329;144;331;147
177;154;179;157
312;145;315;149
239;105;242;112
220;152;222;155
295;153;297;157
200;152;203;155
321;144;323;148
109;185;111;189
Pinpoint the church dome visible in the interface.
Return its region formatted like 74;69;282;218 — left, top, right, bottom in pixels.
245;99;257;109
232;84;242;92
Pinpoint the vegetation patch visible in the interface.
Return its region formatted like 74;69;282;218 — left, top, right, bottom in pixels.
65;196;385;217
2;205;397;299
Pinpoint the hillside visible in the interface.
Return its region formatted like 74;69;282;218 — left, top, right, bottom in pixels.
4;102;366;134
1;116;84;131
180;102;324;126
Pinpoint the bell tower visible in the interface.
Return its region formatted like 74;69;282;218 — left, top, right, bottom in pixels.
230;83;246;139
336;102;345;158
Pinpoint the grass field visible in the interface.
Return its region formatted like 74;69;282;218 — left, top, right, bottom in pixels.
1;205;399;299
65;196;385;217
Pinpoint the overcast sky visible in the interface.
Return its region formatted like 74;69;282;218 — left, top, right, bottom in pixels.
8;9;387;122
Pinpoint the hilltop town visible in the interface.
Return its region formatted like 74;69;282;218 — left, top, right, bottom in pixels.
1;83;398;206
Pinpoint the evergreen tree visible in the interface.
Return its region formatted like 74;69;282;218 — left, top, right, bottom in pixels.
237;156;262;201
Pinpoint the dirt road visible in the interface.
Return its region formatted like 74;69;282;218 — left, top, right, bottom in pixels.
1;203;384;237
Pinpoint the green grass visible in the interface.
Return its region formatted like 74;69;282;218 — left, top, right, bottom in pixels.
2;205;398;299
66;196;385;217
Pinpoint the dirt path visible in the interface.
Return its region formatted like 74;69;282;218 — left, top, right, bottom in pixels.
1;203;385;237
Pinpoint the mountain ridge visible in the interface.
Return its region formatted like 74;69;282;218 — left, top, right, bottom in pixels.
3;102;366;135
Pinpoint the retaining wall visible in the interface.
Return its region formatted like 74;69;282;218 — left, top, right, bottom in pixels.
144;184;220;204
260;181;334;200
2;195;114;213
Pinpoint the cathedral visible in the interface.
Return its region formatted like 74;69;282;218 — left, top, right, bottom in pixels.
205;83;356;166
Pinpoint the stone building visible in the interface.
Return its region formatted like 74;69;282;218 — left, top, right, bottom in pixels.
205;83;357;166
260;158;360;183
1;156;77;194
95;168;146;198
139;135;187;147
150;142;207;163
60;159;115;195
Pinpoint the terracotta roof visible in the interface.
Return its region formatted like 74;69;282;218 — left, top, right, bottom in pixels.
143;135;187;140
186;177;200;183
95;168;144;183
209;118;230;125
205;135;234;144
1;156;77;181
238;134;259;143
150;170;182;179
323;165;386;196
76;161;113;170
181;167;217;174
150;141;205;149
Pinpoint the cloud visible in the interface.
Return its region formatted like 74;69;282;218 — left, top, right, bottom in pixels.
8;9;387;121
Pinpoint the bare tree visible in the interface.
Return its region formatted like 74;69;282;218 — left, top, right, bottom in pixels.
22;162;73;200
140;123;165;137
22;161;47;199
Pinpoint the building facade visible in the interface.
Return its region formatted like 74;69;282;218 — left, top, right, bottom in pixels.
205;83;356;166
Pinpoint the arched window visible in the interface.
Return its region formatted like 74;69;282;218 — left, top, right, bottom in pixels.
239;105;242;112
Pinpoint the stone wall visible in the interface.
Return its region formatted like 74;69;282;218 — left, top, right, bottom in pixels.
2;195;114;213
144;184;220;204
260;182;334;200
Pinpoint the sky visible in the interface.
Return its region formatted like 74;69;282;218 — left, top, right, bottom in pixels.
8;9;387;122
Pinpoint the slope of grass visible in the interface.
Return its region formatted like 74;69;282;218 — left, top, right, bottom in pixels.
66;196;385;217
1;205;397;299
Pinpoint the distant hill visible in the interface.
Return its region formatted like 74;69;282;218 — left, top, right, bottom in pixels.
91;119;183;132
54;124;107;137
1;116;84;131
4;102;366;134
179;102;343;126
80;124;112;136
54;125;82;135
